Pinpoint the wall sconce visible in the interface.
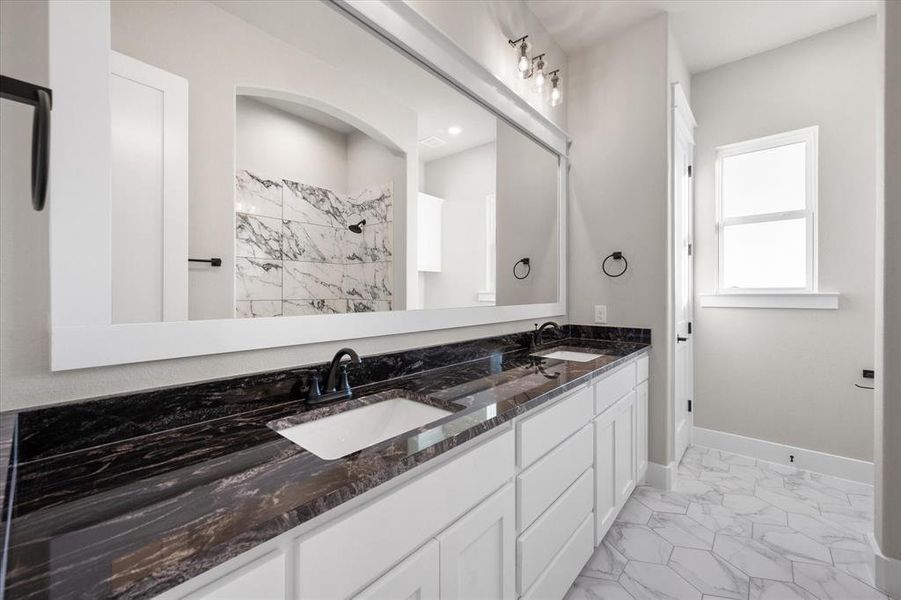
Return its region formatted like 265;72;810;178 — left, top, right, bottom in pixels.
508;35;532;79
549;70;563;107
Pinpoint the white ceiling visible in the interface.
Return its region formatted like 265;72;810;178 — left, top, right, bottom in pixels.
526;0;877;74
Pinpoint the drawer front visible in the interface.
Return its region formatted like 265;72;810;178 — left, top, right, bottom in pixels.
183;551;285;600
296;429;514;599
517;468;593;594
517;385;593;468
521;513;594;600
517;425;593;531
595;362;636;415
353;540;439;600
637;355;649;383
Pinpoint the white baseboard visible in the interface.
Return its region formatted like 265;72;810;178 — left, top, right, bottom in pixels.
869;533;901;598
692;427;874;485
646;460;675;490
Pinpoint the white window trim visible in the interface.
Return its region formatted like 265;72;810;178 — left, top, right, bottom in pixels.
705;126;838;309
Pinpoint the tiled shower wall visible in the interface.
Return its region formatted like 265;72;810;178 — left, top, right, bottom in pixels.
234;170;393;317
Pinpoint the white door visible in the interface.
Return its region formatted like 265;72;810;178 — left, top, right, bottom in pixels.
672;83;696;464
110;51;188;323
437;484;515;600
354;540;439;600
614;392;636;506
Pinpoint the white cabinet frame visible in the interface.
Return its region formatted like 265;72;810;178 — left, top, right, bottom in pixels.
47;0;569;370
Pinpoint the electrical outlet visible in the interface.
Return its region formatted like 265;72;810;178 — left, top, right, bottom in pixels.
594;305;607;324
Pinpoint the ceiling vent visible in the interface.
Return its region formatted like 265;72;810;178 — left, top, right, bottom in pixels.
419;135;446;148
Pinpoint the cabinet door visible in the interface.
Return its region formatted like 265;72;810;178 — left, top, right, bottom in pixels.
594;408;618;545
636;380;649;483
437;483;515;600
614;392;637;507
354;540;439;600
183;551;285;600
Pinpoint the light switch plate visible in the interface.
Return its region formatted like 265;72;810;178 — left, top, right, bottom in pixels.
594;305;607;324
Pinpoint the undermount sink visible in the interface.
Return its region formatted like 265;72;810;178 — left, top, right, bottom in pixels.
532;350;604;362
272;397;452;460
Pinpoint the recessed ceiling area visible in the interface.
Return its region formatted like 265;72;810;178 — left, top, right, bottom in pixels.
526;0;877;74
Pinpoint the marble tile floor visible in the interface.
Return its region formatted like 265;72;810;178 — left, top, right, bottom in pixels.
566;445;894;600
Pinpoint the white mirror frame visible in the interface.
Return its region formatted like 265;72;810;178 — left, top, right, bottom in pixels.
48;0;569;371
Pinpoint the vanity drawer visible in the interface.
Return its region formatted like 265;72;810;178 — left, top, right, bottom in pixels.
521;512;594;600
517;425;593;531
517;467;593;594
517;385;592;468
637;355;649;383
296;429;514;599
595;363;636;415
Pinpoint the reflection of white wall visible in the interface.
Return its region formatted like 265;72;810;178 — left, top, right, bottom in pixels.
496;120;559;306
236;96;348;194
422;142;496;309
110;0;418;321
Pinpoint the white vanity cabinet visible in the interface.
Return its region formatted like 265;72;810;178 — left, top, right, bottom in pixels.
182;551;286;600
354;540;439;600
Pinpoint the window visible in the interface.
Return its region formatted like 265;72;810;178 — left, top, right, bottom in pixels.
715;127;818;292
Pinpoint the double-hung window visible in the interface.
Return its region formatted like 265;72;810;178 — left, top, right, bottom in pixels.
715;126;818;293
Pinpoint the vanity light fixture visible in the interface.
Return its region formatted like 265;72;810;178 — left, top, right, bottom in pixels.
531;54;547;94
447;125;462;136
549;70;563;107
508;35;532;79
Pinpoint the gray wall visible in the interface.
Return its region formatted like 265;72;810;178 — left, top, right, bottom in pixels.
692;19;877;461
0;0;565;412
567;15;671;465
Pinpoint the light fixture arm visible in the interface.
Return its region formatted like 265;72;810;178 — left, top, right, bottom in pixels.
507;34;529;48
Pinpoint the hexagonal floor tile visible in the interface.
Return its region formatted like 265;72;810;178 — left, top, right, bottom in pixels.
713;533;792;581
620;561;702;600
793;562;887;600
669;547;749;599
605;522;673;564
649;512;715;549
751;523;832;564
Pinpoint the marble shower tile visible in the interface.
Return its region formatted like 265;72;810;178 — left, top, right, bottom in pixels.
749;578;819;600
633;486;691;514
345;183;393;224
712;534;793;581
235;169;282;218
235;257;282;301
620;561;701;600
580;539;627;581
343;222;393;263
669;547;749;600
282;180;344;226
649;512;716;549
565;577;635;600
347;299;391;313
793;562;887;600
235;213;282;259
343;262;392;301
282;220;343;263
283;299;346;316
283;261;344;300
235;300;282;319
751;523;832;564
606;522;674;564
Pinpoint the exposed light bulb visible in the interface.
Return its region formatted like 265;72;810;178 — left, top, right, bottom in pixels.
447;125;462;136
517;54;530;74
532;55;546;93
550;72;562;107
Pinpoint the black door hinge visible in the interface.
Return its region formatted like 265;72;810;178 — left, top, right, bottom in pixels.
687;165;693;177
688;399;693;413
688;322;692;334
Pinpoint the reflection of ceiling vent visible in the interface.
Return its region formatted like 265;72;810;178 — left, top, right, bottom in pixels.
419;135;446;148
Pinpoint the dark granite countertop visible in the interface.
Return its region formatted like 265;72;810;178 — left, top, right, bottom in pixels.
0;325;649;600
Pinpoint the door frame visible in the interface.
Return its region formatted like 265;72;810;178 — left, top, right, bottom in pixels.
671;82;696;467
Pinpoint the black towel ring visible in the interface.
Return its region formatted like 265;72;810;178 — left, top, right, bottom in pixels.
513;257;531;280
602;251;628;278
0;75;53;211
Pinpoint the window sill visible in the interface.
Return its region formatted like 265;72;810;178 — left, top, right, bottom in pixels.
699;292;839;310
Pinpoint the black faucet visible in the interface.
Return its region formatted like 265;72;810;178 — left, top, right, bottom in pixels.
305;347;362;404
530;321;560;351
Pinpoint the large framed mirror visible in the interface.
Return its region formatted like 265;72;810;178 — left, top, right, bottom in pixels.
49;0;568;370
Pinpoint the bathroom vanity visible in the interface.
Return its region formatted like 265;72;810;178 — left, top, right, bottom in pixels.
1;326;649;599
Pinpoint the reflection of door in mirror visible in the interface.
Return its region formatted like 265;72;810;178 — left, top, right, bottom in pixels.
111;51;188;324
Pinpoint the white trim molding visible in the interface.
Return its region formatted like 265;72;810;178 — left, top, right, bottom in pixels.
869;534;901;598
645;461;676;491
699;292;839;310
693;426;874;485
